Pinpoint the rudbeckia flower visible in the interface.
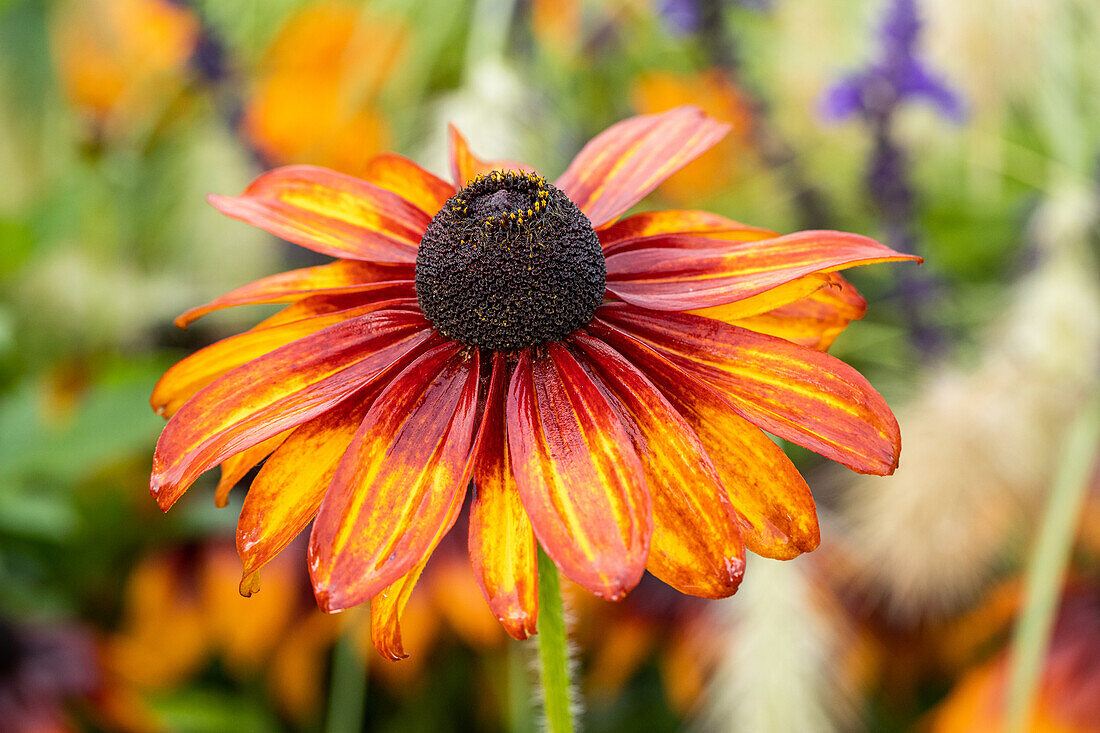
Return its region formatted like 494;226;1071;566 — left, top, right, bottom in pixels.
150;106;918;659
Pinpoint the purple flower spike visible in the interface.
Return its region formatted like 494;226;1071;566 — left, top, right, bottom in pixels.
821;0;964;122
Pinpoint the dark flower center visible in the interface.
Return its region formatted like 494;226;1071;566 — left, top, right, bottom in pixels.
415;171;605;350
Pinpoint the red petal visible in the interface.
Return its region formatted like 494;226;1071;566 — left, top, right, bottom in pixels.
236;392;378;585
604;230;921;311
154;298;412;417
207;165;429;264
174;260;414;328
599;209;776;255
571;333;745;597
596;304;901;475
447;124;536;187
150;309;437;511
506;344;652;600
555;106;730;228
586;318;819;559
364;153;455;217
724;272;867;350
469;352;539;639
309;342;480;612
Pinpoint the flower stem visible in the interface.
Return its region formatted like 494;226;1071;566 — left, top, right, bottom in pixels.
536;549;575;733
326;608;368;733
1005;391;1100;733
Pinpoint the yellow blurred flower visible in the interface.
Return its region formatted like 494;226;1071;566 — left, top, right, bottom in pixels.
50;0;197;128
242;2;407;177
632;70;754;202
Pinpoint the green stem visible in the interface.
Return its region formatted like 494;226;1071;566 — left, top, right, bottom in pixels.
326;608;368;733
1005;392;1100;733
536;549;575;733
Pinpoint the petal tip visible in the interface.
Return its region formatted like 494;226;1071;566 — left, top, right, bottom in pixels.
239;570;261;597
499;613;537;641
377;644;409;662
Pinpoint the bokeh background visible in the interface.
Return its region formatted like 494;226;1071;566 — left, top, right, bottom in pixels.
1;0;1098;731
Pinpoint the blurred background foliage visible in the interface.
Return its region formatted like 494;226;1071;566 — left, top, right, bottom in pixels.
0;0;1098;731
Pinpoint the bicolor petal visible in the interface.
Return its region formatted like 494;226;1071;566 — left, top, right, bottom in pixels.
150;309;437;510
683;274;833;324
555;106;730;228
587;317;819;559
604;230;920;311
571;333;745;597
727;272;867;350
599;209;775;255
447;124;535;188
469;352;539;640
597;304;902;475
154;299;410;417
208;165;429;264
236;394;376;589
364;153;455;217
506;343;652;600
175;260;414;327
215;431;290;508
370;557;430;661
309;342;480;612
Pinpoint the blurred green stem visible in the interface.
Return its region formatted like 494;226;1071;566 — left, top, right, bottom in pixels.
465;0;516;68
536;549;575;733
1006;391;1100;733
508;635;536;733
326;608;368;733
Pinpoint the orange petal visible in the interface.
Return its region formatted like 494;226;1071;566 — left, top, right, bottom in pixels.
728;272;867;350
586;317;819;559
150;309;437;511
469;351;539;639
364;153;455;217
571;333;745;597
604;230;920;311
595;304;901;475
236;393;376;586
308;342;480;612
506;343;652;600
174;259;414;327
555;106;730;228
599;209;776;255
447;123;536;187
207;165;429;264
154;298;411;417
370;557;429;660
215;431;290;508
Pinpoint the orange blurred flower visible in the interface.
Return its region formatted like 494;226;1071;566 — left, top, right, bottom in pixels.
50;0;197;129
105;543;339;722
148;106;917;660
931;589;1100;733
570;577;721;714
242;2;407;177
633;70;755;202
531;0;582;55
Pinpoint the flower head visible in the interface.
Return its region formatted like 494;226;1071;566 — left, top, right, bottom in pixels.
821;0;963;122
150;106;919;658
